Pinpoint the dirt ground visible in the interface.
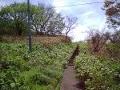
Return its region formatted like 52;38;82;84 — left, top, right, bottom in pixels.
61;45;85;90
61;66;81;90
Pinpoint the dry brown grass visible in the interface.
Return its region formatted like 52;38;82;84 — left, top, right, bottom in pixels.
0;35;71;45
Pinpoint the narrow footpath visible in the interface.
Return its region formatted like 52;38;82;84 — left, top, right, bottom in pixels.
61;45;85;90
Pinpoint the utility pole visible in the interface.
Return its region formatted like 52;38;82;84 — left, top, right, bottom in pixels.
27;0;32;52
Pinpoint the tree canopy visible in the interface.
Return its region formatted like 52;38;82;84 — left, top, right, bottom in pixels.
104;0;120;42
104;0;120;30
104;0;120;59
0;3;65;36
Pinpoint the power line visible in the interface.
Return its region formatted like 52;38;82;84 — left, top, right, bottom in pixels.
52;2;104;8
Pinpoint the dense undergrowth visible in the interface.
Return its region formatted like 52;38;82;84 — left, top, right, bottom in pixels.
0;43;75;90
75;43;120;90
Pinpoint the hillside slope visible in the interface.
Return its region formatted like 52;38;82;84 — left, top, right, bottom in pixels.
0;43;75;90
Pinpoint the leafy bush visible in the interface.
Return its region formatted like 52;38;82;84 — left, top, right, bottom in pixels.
106;43;120;60
75;53;120;90
0;43;75;90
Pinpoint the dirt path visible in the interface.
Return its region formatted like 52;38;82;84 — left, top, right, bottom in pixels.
61;66;80;90
61;45;85;90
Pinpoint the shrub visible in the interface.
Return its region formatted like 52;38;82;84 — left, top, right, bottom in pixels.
75;53;120;90
0;43;75;90
106;43;120;60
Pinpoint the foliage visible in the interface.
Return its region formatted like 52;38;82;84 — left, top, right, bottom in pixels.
104;0;120;29
0;3;30;35
106;42;120;60
104;0;120;60
75;44;120;90
87;29;109;54
33;4;65;35
104;31;120;59
0;3;65;36
0;43;75;90
87;28;120;59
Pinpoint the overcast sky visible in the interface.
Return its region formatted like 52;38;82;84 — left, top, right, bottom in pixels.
52;0;106;41
0;0;106;41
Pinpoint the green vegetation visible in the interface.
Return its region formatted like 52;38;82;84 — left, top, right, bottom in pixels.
0;43;75;90
106;42;120;60
75;43;120;90
0;1;120;90
0;3;65;36
104;0;120;61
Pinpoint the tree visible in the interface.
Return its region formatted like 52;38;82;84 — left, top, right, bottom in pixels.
106;31;120;59
32;3;65;35
87;28;109;53
0;3;40;35
46;14;65;35
104;0;120;59
0;3;65;36
104;0;120;30
64;16;77;38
